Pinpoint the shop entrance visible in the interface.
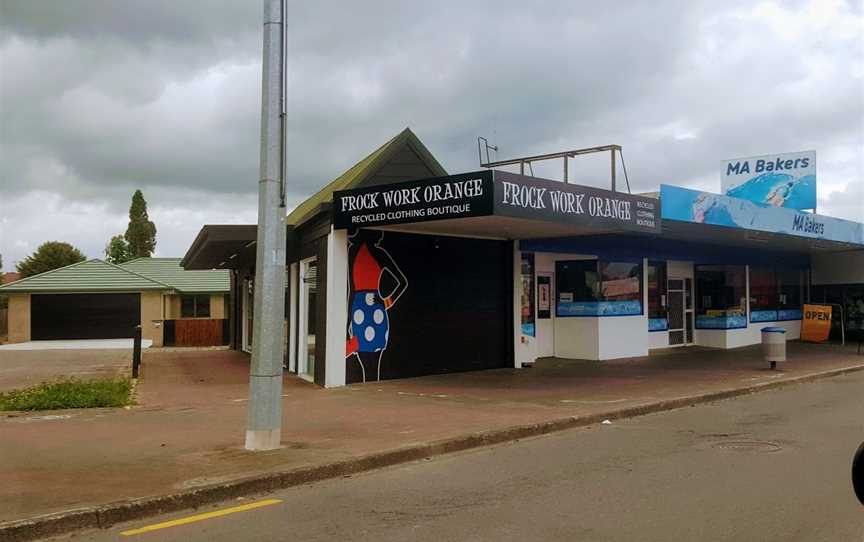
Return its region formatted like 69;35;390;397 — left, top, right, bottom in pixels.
298;258;318;381
667;278;694;345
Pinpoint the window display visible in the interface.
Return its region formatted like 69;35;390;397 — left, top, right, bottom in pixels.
695;265;746;329
647;261;667;331
556;259;642;316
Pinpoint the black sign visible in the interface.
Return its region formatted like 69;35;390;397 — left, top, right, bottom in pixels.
333;172;494;230
492;171;659;233
333;170;660;234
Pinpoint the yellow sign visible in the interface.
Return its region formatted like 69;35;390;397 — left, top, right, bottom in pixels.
801;304;832;343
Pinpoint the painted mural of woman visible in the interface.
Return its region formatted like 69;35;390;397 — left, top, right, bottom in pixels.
345;230;408;383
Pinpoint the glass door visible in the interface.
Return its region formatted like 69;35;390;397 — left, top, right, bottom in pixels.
667;278;694;346
298;259;317;380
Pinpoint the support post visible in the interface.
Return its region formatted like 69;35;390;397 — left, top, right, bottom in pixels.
246;0;288;451
132;325;142;379
563;155;569;183
610;149;616;192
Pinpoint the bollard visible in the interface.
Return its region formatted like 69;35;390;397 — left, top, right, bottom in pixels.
132;325;142;379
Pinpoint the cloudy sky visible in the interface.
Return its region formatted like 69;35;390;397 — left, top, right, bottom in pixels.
1;0;862;267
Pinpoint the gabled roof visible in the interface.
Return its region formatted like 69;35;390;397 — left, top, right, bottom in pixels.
0;259;169;293
121;258;230;293
285;127;447;226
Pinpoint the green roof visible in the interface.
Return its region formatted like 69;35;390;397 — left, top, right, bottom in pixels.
0;258;230;294
121;258;230;293
0;259;169;293
286;127;447;226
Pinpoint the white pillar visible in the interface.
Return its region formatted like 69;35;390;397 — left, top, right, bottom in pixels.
324;227;348;388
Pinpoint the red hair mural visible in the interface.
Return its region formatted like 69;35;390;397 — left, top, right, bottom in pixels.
345;230;408;383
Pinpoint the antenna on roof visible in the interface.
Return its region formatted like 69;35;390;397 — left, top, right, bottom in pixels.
477;136;498;166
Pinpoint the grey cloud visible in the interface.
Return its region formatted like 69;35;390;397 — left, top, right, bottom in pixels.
0;0;862;266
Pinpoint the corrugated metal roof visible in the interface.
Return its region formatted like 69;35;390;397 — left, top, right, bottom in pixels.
0;259;169;293
121;258;230;293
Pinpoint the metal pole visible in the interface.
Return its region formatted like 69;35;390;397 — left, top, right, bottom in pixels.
563;155;568;183
132;325;142;379
610;149;616;192
245;0;287;451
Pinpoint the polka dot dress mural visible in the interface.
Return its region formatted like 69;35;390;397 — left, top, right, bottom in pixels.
345;230;408;383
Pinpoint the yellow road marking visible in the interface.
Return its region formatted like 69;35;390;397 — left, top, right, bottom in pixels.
120;498;282;536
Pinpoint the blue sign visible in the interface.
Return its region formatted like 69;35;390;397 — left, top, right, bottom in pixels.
660;185;864;246
722;151;816;210
557;300;642;317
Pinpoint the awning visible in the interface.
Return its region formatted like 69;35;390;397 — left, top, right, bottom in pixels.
181;225;258;270
332;170;661;240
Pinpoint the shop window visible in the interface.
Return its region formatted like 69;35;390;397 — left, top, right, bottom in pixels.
521;253;535;337
181;295;211;318
695;265;746;329
647;261;667;331
777;269;803;315
556;260;642;317
749;267;803;322
749;266;778;322
844;285;864;333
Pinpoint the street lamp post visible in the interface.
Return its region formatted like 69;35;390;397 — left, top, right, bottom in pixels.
245;0;287;451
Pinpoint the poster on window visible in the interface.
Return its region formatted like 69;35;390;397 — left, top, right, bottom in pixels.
537;275;551;319
521;254;536;336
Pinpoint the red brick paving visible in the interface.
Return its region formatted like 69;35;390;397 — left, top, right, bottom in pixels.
2;341;861;522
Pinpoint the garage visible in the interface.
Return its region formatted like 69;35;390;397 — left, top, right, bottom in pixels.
31;293;141;340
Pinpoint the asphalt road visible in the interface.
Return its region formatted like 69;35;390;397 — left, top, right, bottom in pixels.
51;371;864;542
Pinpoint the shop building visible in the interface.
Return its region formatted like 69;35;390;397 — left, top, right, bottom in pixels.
182;130;864;387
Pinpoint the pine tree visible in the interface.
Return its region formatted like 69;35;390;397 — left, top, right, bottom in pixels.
104;235;132;264
124;190;157;258
16;242;86;278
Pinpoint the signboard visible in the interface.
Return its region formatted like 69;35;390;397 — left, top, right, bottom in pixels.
660;185;864;246
492;171;659;233
333;172;494;229
537;275;551;319
721;151;816;210
801;304;832;342
334;170;661;235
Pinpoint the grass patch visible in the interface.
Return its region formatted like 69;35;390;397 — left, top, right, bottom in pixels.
0;377;133;411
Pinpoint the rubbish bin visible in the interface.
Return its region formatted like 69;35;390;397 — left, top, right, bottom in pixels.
761;327;786;369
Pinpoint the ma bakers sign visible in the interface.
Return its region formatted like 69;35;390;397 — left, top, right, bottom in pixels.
333;170;660;234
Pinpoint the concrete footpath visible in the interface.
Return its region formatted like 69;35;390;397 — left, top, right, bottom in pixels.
2;342;862;540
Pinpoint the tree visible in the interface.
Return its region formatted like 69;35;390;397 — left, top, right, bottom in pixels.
124;190;157;258
16;242;86;278
104;235;132;264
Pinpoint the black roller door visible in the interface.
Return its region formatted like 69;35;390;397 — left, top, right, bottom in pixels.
31;293;141;340
345;231;512;383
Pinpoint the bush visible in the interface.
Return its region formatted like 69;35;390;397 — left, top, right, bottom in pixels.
0;378;133;411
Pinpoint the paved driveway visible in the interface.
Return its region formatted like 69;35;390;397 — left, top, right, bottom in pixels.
0;339;152;351
0;348;132;391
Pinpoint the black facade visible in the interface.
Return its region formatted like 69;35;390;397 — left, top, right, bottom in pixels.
345;230;512;384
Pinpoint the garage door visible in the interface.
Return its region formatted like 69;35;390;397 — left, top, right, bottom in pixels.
31;293;141;340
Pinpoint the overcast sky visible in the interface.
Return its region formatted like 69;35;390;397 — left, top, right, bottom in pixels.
1;0;862;267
